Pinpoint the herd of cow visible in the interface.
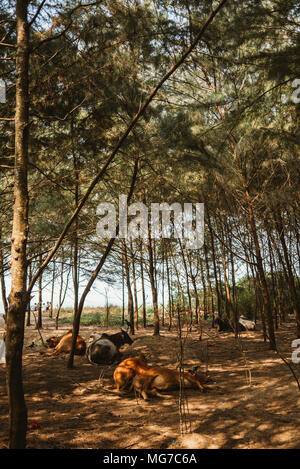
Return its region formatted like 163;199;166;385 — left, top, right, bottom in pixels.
44;315;256;399
45;328;212;399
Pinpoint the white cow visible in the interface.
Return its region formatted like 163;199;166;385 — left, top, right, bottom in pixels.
239;317;256;331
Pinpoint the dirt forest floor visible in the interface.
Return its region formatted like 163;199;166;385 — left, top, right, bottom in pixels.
0;317;300;449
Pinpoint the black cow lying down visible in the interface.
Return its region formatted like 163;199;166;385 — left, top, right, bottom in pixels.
214;317;256;332
86;329;133;365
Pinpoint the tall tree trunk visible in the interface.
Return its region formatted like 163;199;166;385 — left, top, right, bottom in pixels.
268;235;279;329
199;255;208;320
229;232;238;318
50;260;55;319
122;240;134;335
36;253;42;329
121;255;125;326
139;241;147;328
130;240;139;330
105;289;110;328
161;246;165;327
207;212;222;318
219;221;238;336
6;0;30;448
55;252;65;330
178;239;192;312
165;246;173;330
173;257;185;307
0;228;8;318
274;212;300;337
26;262;32;327
147;222;159;335
204;242;215;326
243;183;276;349
266;226;290;322
72;119;79;333
187;251;200;325
275;270;283;323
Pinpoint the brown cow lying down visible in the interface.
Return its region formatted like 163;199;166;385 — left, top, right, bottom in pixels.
47;330;86;356
113;353;149;392
46;335;64;348
130;365;210;400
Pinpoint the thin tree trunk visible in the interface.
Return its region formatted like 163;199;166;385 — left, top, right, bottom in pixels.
130;240;139;330
55;252;65;330
204;242;215;326
161;246;165;327
36;253;42;329
274;212;300;337
67;159;139;368
105;289;110;328
187;251;200;325
6;0;30;448
207;212;222;318
0;228;8;318
243;183;276;349
139;241;147;328
50;260;55;319
72;119;79;333
178;240;192;312
121;255;125;326
26;262;32;327
229;232;238;318
147;221;159;335
268;235;279;329
165;246;173;330
123;240;134;335
219;221;238;337
199;254;207;321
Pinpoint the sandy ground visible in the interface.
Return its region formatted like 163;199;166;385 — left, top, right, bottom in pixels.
0;317;300;449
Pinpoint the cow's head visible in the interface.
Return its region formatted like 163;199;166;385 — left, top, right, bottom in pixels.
88;331;102;344
188;365;200;375
120;328;133;345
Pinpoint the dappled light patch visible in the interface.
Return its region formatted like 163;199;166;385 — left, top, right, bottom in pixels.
169;432;227;449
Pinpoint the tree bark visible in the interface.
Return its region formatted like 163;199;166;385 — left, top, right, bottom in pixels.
0;228;8;318
274;212;300;337
122;240;134;335
165;245;173;330
147;225;159;335
139;241;147;328
207;212;222;319
50;260;55;319
243;183;276;349
6;0;30;448
204;242;215;326
72;119;79;333
121;255;125;326
36;253;42;329
26;262;32;327
130;240;139;330
219;220;239;337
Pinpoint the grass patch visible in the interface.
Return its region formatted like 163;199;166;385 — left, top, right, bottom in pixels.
58;306;155;328
59;308;123;327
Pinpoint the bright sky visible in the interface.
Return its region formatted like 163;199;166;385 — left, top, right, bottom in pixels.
0;273;160;315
